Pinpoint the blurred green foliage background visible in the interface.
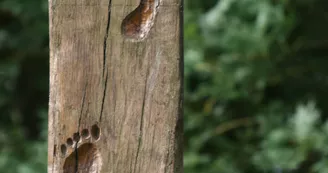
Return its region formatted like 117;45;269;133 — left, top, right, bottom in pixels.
1;0;328;172
0;0;48;172
185;0;328;172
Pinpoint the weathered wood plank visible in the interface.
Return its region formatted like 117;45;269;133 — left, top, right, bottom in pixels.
48;0;183;172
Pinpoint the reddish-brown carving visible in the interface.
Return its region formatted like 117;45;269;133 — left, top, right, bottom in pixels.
121;0;160;41
61;125;102;173
63;143;102;173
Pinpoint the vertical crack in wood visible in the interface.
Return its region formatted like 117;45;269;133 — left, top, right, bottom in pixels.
100;0;112;122
133;62;150;173
99;71;109;122
133;88;146;173
78;83;87;130
103;0;112;77
148;127;156;171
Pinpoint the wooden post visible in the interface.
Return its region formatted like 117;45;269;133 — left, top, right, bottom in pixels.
48;0;183;173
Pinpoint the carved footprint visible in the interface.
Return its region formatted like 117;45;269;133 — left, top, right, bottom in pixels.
121;0;160;41
60;124;102;173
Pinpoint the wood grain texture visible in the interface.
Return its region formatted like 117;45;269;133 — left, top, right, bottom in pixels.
48;0;183;172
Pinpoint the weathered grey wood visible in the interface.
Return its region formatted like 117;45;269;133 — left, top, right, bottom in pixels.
48;0;183;173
